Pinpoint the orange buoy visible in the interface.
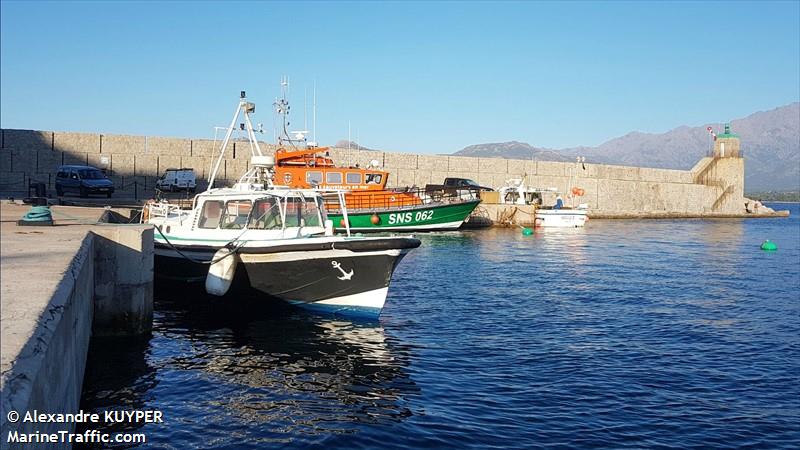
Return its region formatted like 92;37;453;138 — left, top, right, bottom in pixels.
370;213;381;225
577;188;585;196
339;218;348;228
572;186;580;195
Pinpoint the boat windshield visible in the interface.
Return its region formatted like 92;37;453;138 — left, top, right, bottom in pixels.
283;195;323;228
249;197;283;230
220;200;252;229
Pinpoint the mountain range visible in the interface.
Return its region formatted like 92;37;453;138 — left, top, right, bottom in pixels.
452;103;799;191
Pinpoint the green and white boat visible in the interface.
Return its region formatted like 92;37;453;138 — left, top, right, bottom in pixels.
326;189;482;232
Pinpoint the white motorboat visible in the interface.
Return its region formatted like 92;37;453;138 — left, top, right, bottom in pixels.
499;178;588;228
144;92;420;318
534;207;588;228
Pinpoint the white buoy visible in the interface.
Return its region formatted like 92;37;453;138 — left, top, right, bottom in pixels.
205;248;238;296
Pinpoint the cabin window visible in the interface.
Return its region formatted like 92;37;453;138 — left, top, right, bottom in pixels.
302;200;322;227
249;198;283;230
346;172;362;184
198;200;224;229
366;173;382;184
283;197;322;228
306;171;323;186
220;200;252;229
326;172;343;184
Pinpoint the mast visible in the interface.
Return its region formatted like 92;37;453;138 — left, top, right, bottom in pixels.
312;80;317;146
208;91;263;190
208;92;247;189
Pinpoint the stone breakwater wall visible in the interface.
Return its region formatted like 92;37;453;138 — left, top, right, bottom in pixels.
0;129;747;215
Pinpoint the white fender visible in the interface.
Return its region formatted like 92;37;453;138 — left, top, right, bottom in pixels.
205;248;238;296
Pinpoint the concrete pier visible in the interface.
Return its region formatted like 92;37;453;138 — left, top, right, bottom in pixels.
0;203;153;449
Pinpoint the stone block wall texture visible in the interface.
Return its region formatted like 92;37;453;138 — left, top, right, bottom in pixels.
147;136;191;156
54;131;101;154
135;154;159;177
0;128;748;215
2;129;52;151
191;139;218;158
102;134;145;154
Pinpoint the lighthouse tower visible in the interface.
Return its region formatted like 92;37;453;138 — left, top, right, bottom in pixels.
713;123;741;158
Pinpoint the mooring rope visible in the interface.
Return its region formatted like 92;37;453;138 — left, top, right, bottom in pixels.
20;206;53;222
151;224;245;265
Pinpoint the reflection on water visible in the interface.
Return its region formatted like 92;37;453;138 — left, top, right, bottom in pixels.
77;296;418;448
701;218;745;247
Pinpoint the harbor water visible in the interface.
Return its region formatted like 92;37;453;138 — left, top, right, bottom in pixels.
78;204;800;449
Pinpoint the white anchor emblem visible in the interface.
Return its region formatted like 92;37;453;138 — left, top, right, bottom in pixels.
331;260;354;281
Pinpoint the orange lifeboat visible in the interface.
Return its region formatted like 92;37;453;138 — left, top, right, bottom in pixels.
272;147;423;210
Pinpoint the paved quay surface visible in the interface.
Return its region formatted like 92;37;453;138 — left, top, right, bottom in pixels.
0;203;103;379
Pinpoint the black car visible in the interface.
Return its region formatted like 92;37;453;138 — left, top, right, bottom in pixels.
55;165;115;198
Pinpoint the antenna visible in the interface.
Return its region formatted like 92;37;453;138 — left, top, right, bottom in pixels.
274;76;292;146
304;87;308;131
313;80;317;145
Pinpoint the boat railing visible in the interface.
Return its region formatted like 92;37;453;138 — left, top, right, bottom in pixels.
323;186;480;213
142;201;185;223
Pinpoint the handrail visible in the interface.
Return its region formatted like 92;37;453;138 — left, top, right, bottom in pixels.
324;186;481;214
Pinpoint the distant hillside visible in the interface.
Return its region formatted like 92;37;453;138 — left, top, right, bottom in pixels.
455;141;572;162
452;103;800;191
334;140;373;151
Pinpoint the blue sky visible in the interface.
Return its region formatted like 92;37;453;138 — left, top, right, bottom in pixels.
1;1;798;154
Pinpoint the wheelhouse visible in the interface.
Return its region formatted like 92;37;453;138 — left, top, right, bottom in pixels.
274;147;389;192
191;191;327;232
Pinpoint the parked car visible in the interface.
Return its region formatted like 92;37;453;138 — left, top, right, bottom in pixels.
156;168;196;192
55;165;115;198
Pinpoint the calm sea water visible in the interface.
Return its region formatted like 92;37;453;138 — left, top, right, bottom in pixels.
78;204;800;449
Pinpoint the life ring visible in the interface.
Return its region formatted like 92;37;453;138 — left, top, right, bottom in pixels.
389;195;396;202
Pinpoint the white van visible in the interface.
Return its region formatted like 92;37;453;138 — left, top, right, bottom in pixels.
156;168;196;192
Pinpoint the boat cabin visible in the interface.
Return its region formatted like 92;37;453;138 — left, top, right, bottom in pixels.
273;147;390;192
180;189;329;235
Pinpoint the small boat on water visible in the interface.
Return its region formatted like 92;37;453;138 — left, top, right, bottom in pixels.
144;92;420;317
534;206;588;228
499;179;588;228
271;85;481;232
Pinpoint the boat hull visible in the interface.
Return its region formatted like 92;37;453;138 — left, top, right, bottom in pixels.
534;209;588;228
328;200;481;232
154;238;419;317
